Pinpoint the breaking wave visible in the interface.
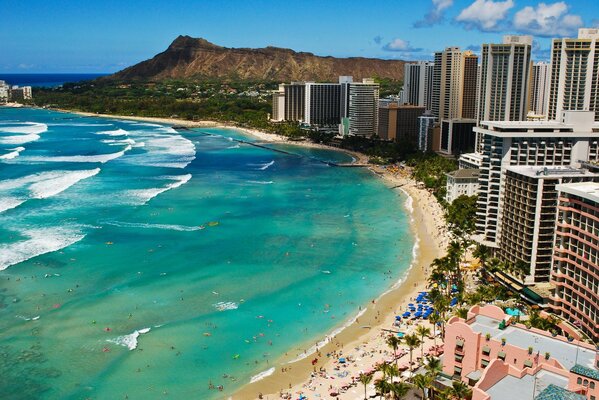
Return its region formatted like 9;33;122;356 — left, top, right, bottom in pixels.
125;174;192;205
24;146;131;164
107;327;151;350
0;146;25;160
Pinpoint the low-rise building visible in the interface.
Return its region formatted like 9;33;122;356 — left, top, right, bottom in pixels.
0;80;9;103
459;152;483;169
377;103;425;143
445;169;480;203
441;305;599;400
10;85;32;101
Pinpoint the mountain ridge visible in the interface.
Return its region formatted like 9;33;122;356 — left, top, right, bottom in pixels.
108;35;407;82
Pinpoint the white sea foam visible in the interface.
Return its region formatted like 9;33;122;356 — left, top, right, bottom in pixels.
258;160;275;170
250;367;275;383
247;180;274;185
213;301;239;311
47;123;113;127
101;138;136;146
158;127;178;134
28;168;100;199
0;197;26;213
141;136;196;168
0;122;48;135
0;227;85;271
108;327;151;350
0;146;26;160
24;146;131;163
95;128;129;137
126;174;192;205
105;221;202;232
0;169;101;212
0;133;41;145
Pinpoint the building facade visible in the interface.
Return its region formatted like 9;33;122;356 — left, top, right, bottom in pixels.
445;169;480;203
548;28;599;122
404;61;435;111
439;118;477;156
418;113;436;152
477;35;533;123
283;83;305;122
304;82;341;126
497;166;598;283
432;47;479;121
343;78;380;137
530;62;550;117
475;111;599;249
0;80;9;103
550;182;599;342
271;85;285;121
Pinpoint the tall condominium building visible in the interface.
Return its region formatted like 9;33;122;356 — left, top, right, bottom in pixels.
417;113;436;152
550;182;599;342
439;119;477;156
0;81;8;103
432;47;478;121
475;111;599;249
498;166;598;283
477;35;533;123
304;82;341;126
271;85;285;121
530;62;550;117
547;28;599;121
283;82;305;122
340;78;380;137
377;103;425;143
403;61;434;111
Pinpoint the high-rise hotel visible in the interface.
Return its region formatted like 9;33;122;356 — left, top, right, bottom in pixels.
403;61;435;111
477;35;532;124
547;28;599;122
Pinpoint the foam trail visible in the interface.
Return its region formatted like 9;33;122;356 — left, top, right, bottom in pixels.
107;327;151;350
0;133;40;145
246;180;274;185
105;221;202;232
0;197;26;213
24;146;131;163
250;367;275;383
213;301;239;311
95;128;129;137
0;227;85;271
126;174;192;205
101;138;136;146
259;160;275;170
28;168;101;199
0;146;25;160
0;122;48;135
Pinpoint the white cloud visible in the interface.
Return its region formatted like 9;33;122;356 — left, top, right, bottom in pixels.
513;2;583;37
414;0;455;27
383;38;422;52
455;0;514;31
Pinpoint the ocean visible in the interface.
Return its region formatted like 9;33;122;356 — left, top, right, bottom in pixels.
0;108;414;399
0;74;108;88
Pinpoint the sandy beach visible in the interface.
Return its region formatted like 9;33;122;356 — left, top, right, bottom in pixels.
50;109;448;399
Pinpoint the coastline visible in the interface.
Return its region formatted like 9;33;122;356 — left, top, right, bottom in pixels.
37;108;448;399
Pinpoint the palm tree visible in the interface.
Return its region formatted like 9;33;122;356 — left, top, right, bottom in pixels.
404;333;422;373
413;373;432;399
379;362;394;381
450;381;472;399
424;356;442;380
472;244;489;270
387;335;402;368
375;378;392;400
435;388;453;400
416;325;431;358
391;381;412;399
359;373;373;400
428;313;441;346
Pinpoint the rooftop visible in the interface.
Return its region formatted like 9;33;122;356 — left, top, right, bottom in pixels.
557;182;599;204
505;165;598;179
534;384;585;400
469;315;597;371
446;169;480;179
486;369;569;400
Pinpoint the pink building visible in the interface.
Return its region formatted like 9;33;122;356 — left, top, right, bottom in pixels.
441;305;599;399
549;182;599;342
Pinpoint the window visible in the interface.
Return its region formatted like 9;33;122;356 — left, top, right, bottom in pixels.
577;377;582;385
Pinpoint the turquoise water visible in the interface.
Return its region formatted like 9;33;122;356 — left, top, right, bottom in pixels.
0;108;414;399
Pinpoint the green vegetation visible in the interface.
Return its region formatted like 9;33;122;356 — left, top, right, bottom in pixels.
445;195;477;236
405;153;458;203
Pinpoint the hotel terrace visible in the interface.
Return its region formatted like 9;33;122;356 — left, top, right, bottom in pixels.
440;305;599;400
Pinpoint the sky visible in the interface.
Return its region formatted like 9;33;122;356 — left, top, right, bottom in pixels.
1;0;598;73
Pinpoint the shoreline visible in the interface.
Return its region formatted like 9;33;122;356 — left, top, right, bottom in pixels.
28;107;448;399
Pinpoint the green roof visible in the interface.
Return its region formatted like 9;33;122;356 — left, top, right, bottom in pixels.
570;364;599;380
534;384;585;400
